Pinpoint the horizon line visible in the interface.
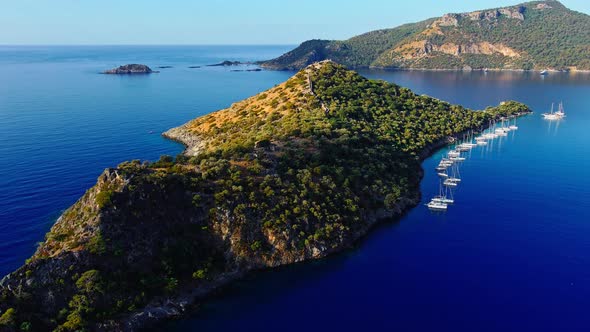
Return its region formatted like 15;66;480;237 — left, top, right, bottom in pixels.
0;43;299;47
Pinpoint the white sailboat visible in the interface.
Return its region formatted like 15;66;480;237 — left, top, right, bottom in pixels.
443;179;458;187
543;103;563;120
448;150;461;157
432;196;454;205
556;101;566;118
432;182;454;205
426;200;448;211
508;117;518;130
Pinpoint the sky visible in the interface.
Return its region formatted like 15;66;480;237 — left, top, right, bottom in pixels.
1;0;589;45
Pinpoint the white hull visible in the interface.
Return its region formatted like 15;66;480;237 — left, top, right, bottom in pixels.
426;202;448;211
433;197;454;204
443;180;458;187
543;114;561;120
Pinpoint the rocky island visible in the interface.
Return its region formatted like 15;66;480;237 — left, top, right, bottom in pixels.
102;64;157;74
207;60;242;67
0;61;530;331
261;1;590;71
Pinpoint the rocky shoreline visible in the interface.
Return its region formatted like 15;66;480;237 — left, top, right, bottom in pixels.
367;66;590;73
262;61;589;74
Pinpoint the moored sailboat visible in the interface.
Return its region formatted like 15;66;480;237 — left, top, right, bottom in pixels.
543;102;564;120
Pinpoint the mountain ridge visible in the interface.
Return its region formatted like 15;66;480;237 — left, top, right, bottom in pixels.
261;1;590;71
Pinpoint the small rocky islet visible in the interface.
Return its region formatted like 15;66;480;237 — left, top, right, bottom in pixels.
0;61;531;331
206;60;242;67
102;64;157;74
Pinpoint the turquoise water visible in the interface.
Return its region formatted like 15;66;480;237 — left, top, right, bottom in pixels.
1;47;590;331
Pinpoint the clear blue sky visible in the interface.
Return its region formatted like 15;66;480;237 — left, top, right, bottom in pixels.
1;0;588;45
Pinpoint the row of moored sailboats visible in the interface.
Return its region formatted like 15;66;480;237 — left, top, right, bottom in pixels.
426;117;519;211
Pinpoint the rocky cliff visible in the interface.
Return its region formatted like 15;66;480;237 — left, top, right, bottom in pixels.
0;61;531;331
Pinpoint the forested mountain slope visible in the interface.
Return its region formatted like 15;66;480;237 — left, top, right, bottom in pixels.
262;1;590;71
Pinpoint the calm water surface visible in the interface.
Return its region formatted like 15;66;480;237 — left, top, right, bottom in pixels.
1;47;590;331
0;45;294;274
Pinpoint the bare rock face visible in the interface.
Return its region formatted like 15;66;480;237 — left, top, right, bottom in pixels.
499;7;526;20
103;64;157;74
535;3;553;10
461;6;525;22
438;14;459;26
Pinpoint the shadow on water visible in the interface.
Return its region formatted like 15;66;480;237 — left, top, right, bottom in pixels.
150;212;411;331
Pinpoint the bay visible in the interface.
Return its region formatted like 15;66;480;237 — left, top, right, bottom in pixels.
1;46;589;331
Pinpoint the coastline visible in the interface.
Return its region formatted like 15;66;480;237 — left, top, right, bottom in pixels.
126;109;532;331
262;60;590;74
261;62;590;74
370;67;590;74
0;59;532;331
366;66;590;74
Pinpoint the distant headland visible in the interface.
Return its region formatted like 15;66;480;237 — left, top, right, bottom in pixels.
261;1;590;71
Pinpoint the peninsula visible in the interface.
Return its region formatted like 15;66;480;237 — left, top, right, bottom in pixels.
0;61;530;331
261;1;590;71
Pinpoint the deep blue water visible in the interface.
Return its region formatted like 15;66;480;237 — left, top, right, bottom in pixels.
0;45;294;275
2;47;590;331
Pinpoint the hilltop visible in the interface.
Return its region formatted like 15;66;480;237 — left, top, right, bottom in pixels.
261;1;590;71
0;62;530;331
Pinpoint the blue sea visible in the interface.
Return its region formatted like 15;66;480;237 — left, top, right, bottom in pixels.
1;46;590;331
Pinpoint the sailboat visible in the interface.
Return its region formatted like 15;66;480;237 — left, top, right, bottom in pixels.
555;101;566;118
432;181;454;204
443;179;458;187
426;200;447;211
448;150;461;158
494;118;509;135
543;102;564;120
476;137;488;146
484;124;499;139
508;118;518;130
